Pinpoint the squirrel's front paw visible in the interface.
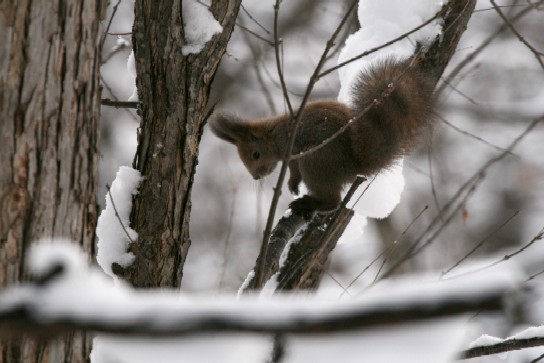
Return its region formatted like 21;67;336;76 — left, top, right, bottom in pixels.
289;195;339;218
288;180;300;196
288;196;315;220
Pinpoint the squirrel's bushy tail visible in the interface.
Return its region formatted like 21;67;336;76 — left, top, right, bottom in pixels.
350;57;434;175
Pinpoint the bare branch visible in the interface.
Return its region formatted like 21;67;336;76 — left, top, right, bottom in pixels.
490;0;544;70
461;336;544;360
438;114;519;156
436;0;542;95
101;0;123;49
531;351;544;363
106;31;132;36
106;184;136;245
101;98;139;109
441;210;520;278
318;5;445;79
240;3;271;34
380;115;543;279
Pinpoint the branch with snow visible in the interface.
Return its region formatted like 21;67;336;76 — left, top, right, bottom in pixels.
181;0;223;55
462;328;544;359
243;177;364;294
96;166;143;280
0;241;518;338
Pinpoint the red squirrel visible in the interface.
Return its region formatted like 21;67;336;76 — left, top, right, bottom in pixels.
209;57;434;212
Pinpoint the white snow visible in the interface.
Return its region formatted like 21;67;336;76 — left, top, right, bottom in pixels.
26;239;90;277
337;212;367;245
260;224;308;298
2;241;519;327
349;159;406;219
127;50;138;101
91;335;271;363
470;325;544;349
96;166;143;279
0;241;523;363
468;334;505;348
237;270;255;298
338;0;445;103
181;0;223;56
514;326;544;340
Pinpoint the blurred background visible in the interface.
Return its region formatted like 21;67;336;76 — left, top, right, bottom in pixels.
99;1;544;360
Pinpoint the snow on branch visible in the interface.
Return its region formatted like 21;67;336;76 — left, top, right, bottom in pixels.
181;0;223;55
96;166;143;279
462;328;544;359
0;241;520;338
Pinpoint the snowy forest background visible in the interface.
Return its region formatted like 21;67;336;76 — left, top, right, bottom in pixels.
1;0;544;362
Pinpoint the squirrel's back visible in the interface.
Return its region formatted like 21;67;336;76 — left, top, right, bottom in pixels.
349;58;434;175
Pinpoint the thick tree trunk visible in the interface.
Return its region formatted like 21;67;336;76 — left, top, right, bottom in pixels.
0;0;104;362
118;0;242;288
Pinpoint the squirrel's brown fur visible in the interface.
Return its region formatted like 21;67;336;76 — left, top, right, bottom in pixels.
209;57;434;212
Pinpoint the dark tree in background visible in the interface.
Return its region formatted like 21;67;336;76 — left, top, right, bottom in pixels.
0;0;104;362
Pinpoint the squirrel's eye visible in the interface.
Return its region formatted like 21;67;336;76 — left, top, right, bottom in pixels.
252;151;261;160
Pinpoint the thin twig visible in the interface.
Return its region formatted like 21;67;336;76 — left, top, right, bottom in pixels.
241;19;277;114
339;205;429;298
461;337;544;360
106;31;132;36
218;187;238;291
379;116;543;280
444;223;544;282
101;0;123;50
101;98;139;109
436;1;542;95
440;210;520;278
236;23;275;46
427;130;443;221
530;352;544;363
490;0;544;70
318;5;446;79
370;205;429;284
526;268;544;283
439;114;519;156
106;184;136;244
241;3;271;35
102;41;131;65
100;75;139;121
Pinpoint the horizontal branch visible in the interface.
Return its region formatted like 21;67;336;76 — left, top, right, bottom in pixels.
0;284;507;337
101;98;139;109
0;240;521;339
461;337;544;359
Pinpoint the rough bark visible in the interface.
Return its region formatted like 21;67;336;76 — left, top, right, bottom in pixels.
0;0;104;362
116;0;242;288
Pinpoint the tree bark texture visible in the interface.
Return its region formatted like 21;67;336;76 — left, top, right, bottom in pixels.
0;0;104;362
122;0;242;288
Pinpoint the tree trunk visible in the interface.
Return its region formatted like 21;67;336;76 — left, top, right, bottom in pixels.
118;0;242;288
0;0;104;362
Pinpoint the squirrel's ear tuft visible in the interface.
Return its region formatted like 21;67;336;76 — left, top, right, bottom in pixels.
208;113;247;144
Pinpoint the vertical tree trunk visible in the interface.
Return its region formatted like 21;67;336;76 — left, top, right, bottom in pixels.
121;0;242;288
0;0;104;362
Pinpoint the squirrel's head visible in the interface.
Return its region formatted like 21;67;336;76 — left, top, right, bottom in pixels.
209;114;280;180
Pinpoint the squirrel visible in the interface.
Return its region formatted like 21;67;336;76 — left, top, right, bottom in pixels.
209;57;434;212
